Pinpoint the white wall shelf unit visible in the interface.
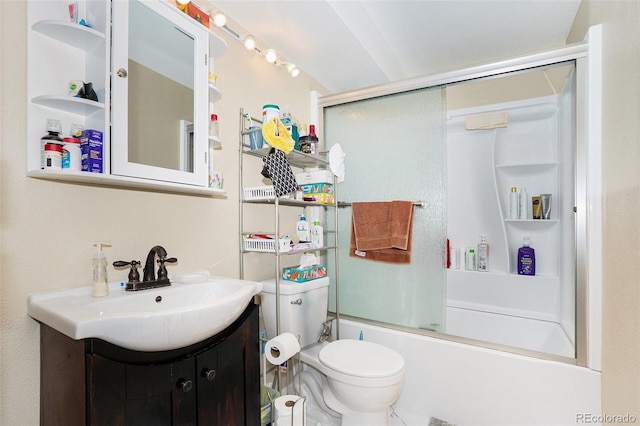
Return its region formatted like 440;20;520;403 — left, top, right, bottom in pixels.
27;0;227;197
32;19;105;50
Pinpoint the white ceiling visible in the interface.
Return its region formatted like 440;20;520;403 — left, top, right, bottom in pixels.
208;0;582;94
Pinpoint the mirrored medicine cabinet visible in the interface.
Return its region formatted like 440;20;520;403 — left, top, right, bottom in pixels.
26;0;226;196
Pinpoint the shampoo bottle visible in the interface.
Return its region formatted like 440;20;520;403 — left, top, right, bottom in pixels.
509;187;519;219
297;215;310;242
311;220;324;248
477;235;489;272
517;237;536;276
92;241;111;297
519;187;529;219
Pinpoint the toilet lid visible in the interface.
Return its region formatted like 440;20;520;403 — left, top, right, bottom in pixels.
318;340;404;378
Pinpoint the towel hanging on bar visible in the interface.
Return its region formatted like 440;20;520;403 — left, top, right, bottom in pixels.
349;201;414;264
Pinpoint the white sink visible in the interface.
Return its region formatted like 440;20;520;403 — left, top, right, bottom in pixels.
28;274;262;352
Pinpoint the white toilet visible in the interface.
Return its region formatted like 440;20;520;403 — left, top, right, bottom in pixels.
261;278;405;425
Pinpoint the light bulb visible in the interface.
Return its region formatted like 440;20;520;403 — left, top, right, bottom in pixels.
243;35;256;51
176;0;190;4
212;11;226;27
264;49;277;64
286;64;300;77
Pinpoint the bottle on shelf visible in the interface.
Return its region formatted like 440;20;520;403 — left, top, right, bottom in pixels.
465;248;476;271
509;186;519;219
519;186;529;219
41;118;63;169
517;237;536;276
311;220;324;248
281;105;299;150
296;215;310;242
299;124;318;154
209;114;219;138
477;235;489;272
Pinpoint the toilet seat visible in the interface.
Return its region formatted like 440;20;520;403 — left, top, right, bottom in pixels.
319;340;404;378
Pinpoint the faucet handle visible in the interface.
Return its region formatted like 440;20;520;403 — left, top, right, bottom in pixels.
113;260;141;283
157;257;177;281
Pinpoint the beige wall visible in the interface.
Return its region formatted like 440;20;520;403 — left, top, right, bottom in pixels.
0;1;327;423
4;0;640;422
568;0;640;416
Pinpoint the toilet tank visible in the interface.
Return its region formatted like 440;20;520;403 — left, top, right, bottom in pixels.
260;277;329;348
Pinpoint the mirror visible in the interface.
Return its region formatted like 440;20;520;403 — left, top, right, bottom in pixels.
111;0;208;186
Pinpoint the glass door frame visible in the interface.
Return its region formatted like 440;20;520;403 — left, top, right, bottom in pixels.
318;27;602;369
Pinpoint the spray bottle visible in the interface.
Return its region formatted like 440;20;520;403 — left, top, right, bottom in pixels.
92;241;111;297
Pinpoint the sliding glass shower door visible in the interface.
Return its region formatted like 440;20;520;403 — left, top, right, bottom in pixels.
324;87;447;332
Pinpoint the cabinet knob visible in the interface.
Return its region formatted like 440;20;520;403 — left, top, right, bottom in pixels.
117;68;128;78
177;378;193;393
202;368;216;381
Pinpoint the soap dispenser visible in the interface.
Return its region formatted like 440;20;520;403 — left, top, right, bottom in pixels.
92;241;111;297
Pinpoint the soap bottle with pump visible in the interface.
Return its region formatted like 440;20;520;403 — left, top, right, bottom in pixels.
517;237;536;276
477;235;489;272
92;241;111;297
296;215;310;243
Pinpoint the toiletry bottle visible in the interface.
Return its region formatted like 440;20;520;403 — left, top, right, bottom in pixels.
465;248;476;271
517;237;536;276
477;235;489;272
41;119;63;169
509;187;519;219
92;241;111;297
297;215;310;242
209;114;219;138
519;187;529;219
308;124;319;154
299;124;318;154
281;105;299;150
311;220;324;248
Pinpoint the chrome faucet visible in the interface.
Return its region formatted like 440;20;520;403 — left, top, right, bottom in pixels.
113;245;177;291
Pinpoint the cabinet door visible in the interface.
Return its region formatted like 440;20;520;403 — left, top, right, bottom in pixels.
111;0;209;186
88;355;196;426
197;305;260;425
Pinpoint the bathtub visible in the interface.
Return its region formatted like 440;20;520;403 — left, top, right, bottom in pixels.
445;306;575;358
334;318;600;426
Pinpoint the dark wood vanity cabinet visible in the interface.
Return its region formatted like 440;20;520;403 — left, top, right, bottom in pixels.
39;302;259;426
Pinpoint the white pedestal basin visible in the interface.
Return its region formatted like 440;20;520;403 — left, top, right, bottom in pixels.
28;274;263;352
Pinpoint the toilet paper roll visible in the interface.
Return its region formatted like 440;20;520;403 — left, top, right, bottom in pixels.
274;394;306;426
265;332;301;365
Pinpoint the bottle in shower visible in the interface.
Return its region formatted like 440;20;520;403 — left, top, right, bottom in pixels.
517;237;536;276
477;235;489;272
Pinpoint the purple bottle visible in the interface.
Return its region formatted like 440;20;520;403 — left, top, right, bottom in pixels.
517;237;536;275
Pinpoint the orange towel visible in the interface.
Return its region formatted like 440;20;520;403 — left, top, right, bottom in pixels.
351;202;392;251
350;201;414;264
389;201;414;250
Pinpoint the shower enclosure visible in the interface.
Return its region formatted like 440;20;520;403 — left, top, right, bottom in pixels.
325;87;447;332
322;60;581;361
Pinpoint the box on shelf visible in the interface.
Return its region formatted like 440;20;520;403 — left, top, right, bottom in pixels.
186;3;210;28
295;170;333;185
282;265;327;282
299;182;334;204
80;129;103;173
